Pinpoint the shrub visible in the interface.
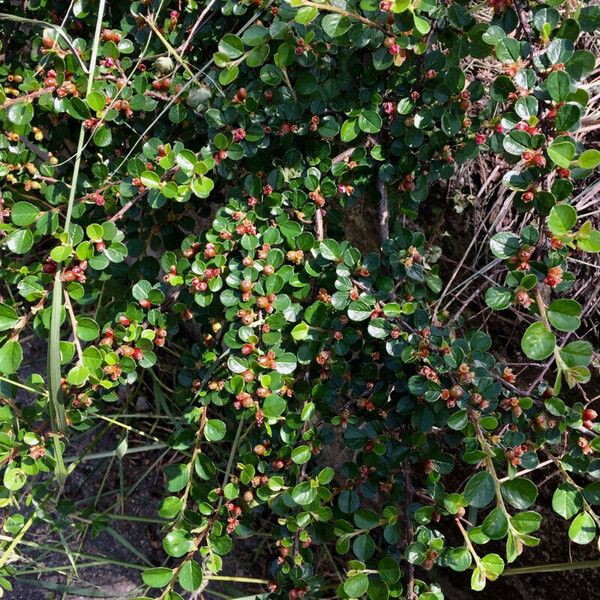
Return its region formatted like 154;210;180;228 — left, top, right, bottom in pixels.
0;0;599;598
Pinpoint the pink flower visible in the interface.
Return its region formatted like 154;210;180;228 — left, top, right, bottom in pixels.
475;133;486;145
232;128;246;142
382;102;395;114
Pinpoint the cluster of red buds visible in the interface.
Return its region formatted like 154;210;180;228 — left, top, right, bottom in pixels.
234;218;257;236
103;364;122;381
225;502;241;533
501;396;523;418
544;265;563;287
62;260;88;283
232;87;247;104
502;367;516;384
113;99;133;118
522;150;546;168
458;363;475;385
190;267;220;293
286;250;304;265
232;127;246;142
100;29;122;43
257;350;277;369
152;77;172;91
515;290;533;308
511;245;534;271
117;344;144;361
582;408;597;430
505;444;527;467
471;393;489;410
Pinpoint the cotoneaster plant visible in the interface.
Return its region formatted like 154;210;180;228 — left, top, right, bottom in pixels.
0;0;599;599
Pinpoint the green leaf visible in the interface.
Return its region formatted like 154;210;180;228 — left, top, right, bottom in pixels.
205;419;226;441
481;553;504;580
514;96;538;120
76;316;100;341
291;445;311;464
218;34;244;58
340;119;360;142
141;567;173;588
295;6;319;24
353;533;375;561
358;110;382;133
178;560;203;592
378;557;400;583
3;467;26;491
67;97;91;120
192;176;214;198
322;14;351;37
578;229;600;253
568;512;596;544
464;471;495;508
86;91;106;112
552;483;583;519
521;322;556;360
547;299;582;332
501;478;538;509
481;507;509;540
67;364;88;386
545;70;571;102
0;304;20;331
413;14;431;35
176;149;197;174
140;170;161;189
6;229;34;254
348;300;374;321
291;480;317;505
163;529;194;557
344;574;369;598
164;463;189;492
579;5;600;32
446;547;472;572
579;149;600;169
93;125;112;147
11;201;39;226
547;139;575;169
554;103;581;131
241;25;269;46
490;232;520;259
485;287;513;310
263;395;286;418
0;341;23;374
560;340;593;367
548;204;577;234
275;352;297;374
511;511;542;534
291;321;309;341
7;101;34;125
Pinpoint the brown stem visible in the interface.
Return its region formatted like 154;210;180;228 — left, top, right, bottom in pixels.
178;0;219;56
378;180;389;244
299;0;387;33
8;294;47;342
0;86;55;110
315;208;324;241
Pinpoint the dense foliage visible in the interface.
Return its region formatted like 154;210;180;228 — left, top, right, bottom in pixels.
0;0;599;598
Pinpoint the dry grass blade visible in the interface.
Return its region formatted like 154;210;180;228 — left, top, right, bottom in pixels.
47;0;108;485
